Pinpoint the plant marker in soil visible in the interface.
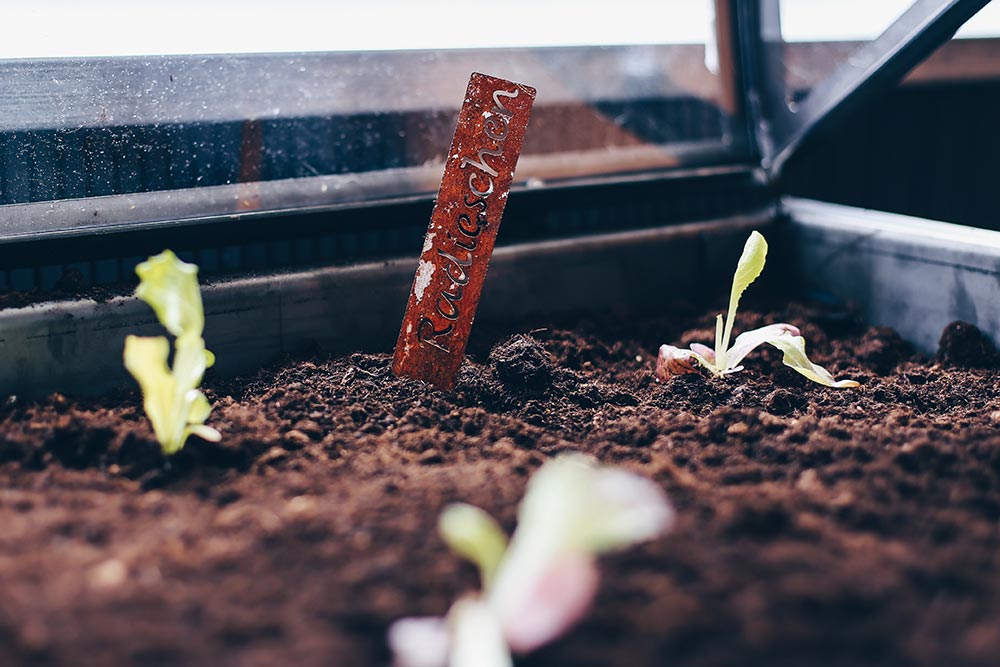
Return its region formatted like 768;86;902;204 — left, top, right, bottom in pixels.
393;72;536;390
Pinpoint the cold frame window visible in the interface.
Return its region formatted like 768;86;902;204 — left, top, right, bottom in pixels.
0;0;745;239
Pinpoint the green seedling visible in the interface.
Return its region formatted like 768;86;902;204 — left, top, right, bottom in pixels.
388;454;675;667
656;231;859;388
123;250;221;455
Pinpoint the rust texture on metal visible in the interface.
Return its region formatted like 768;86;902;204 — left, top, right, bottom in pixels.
392;72;536;389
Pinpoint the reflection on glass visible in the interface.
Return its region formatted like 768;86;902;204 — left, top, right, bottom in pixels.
778;0;914;102
777;0;1000;106
0;0;740;226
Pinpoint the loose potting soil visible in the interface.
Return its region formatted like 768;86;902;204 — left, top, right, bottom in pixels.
0;303;999;666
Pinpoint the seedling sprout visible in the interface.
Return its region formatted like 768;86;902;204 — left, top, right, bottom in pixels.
657;231;859;388
388;454;675;667
123;250;221;455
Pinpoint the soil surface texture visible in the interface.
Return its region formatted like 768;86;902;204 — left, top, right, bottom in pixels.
1;303;999;667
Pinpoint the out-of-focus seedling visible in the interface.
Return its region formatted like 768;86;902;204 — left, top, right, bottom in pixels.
656;231;859;388
123;250;221;455
388;454;675;667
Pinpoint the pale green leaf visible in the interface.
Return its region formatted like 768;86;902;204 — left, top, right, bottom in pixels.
172;334;210;390
690;343;716;364
124;334;177;449
134;250;205;338
576;465;676;552
399;457;674;666
490;455;673;640
765;332;860;388
687;348;721;376
187;424;222;443
126;251;219;455
440;504;508;590
186;389;213;424
714;313;724;361
718;231;768;370
725;323;800;372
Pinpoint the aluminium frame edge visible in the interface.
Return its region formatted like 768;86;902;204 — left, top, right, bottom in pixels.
0;209;776;397
756;0;991;180
782;197;1000;354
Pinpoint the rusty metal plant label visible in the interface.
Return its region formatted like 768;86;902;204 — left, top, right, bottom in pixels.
393;72;536;389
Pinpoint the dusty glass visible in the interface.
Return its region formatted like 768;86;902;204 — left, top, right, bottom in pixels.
0;0;743;238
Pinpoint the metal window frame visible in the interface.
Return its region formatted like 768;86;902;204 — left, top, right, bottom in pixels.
744;0;993;178
0;209;776;396
0;41;754;241
0;0;988;244
782;197;1000;354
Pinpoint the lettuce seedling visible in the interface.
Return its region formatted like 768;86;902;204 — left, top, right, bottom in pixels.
657;231;859;388
388;454;675;667
123;250;221;455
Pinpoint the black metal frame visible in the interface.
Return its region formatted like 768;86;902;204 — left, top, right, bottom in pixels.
0;166;767;291
747;0;992;178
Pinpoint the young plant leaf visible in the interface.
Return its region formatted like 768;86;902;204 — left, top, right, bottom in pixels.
579;464;677;551
440;503;508;590
490;454;674;653
135;250;206;338
124;251;221;455
123;335;176;445
655;230;858;388
388;455;675;667
717;230;767;371
495;552;599;655
765;331;862;388
689;343;716;364
725;323;800;371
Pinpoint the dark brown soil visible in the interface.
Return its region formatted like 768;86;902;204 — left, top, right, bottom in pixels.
2;302;1000;667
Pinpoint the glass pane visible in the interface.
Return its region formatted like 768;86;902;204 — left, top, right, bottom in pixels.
955;1;1000;37
0;1;744;235
4;1;714;58
778;0;914;104
784;1;1000;230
